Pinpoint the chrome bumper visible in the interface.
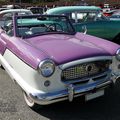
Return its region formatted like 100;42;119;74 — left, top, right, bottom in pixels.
30;80;113;105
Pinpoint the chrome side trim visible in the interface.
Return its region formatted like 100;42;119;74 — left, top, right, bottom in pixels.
59;56;112;70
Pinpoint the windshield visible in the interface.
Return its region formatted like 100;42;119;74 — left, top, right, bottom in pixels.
16;15;75;38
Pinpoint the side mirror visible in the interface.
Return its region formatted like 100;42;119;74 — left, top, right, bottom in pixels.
82;25;87;34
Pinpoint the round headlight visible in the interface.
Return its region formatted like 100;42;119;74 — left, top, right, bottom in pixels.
39;59;55;77
116;49;120;61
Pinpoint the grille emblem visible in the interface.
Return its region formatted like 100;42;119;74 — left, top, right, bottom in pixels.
86;64;93;72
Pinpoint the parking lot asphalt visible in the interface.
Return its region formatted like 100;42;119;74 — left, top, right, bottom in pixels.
0;68;120;120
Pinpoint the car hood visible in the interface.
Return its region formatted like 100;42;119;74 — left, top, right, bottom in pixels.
26;34;113;64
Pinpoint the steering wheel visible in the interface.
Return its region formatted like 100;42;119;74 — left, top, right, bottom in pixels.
45;23;63;32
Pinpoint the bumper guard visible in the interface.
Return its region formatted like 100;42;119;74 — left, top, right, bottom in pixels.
30;80;112;105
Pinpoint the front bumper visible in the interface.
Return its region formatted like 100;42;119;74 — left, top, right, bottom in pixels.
30;80;113;105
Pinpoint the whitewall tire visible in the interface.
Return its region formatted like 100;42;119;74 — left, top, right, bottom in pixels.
23;91;39;109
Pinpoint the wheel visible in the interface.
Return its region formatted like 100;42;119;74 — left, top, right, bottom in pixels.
23;91;40;109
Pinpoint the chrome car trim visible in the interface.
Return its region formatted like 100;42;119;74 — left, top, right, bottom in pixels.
59;56;112;70
62;70;111;85
30;80;112;105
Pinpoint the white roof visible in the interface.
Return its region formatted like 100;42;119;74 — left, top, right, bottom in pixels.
0;9;32;14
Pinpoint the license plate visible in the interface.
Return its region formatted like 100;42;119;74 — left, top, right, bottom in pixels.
85;90;104;101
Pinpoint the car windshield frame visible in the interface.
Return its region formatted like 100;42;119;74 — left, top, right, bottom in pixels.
13;14;76;38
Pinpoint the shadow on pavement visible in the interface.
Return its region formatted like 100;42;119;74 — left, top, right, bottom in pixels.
33;86;120;120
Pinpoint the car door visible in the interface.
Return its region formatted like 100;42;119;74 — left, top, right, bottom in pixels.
73;12;107;39
103;19;120;40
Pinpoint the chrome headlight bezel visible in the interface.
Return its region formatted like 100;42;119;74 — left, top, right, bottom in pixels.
116;49;120;61
38;59;55;77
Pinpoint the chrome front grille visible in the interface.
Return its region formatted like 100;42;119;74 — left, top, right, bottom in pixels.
61;60;111;82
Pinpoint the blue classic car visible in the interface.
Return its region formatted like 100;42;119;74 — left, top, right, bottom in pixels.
46;6;120;44
0;14;120;109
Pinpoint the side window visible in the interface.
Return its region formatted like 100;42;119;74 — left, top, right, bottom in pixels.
76;12;87;22
62;12;75;23
70;12;96;23
96;13;107;21
79;12;96;22
86;13;96;21
64;12;82;23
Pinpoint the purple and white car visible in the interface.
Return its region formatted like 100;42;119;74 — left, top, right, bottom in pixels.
0;14;120;109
